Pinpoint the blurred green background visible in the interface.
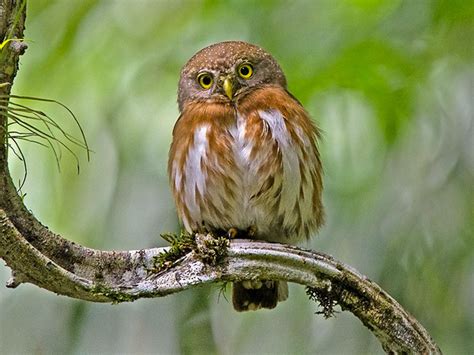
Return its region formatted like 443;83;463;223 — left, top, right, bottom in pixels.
1;0;473;354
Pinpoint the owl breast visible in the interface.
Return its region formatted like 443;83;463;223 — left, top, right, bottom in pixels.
169;87;323;243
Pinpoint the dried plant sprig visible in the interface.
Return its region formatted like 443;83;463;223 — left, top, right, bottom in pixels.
1;94;91;189
7;136;27;189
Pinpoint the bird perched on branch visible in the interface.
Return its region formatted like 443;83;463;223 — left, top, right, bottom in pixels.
169;41;324;311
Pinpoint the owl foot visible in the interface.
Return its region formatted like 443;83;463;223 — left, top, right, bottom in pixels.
246;226;257;238
226;228;238;239
225;226;257;239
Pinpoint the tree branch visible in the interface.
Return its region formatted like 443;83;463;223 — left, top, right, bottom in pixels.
0;1;441;354
0;209;441;353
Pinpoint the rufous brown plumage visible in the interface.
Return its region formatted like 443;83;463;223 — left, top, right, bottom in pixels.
169;41;324;311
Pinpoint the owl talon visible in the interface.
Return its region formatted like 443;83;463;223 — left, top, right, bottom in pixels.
226;228;238;239
247;226;257;238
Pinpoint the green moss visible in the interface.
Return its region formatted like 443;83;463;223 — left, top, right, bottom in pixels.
306;285;340;319
152;231;196;271
91;284;139;304
194;233;229;265
152;231;230;272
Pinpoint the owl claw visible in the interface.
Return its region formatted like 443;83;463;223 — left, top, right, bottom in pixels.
226;228;238;239
226;226;256;239
247;226;257;237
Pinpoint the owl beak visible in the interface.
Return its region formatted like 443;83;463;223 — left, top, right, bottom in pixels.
223;78;234;99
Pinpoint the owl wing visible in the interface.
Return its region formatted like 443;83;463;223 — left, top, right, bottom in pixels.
236;86;324;240
168;102;237;232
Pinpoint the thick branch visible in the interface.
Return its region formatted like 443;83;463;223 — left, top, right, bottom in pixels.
1;208;440;354
0;1;441;354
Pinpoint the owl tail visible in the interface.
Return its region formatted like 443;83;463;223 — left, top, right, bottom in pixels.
232;280;288;311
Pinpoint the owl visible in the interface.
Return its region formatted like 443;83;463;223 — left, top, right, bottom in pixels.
169;41;324;311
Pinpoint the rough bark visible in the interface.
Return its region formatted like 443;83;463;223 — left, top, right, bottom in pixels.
0;1;441;354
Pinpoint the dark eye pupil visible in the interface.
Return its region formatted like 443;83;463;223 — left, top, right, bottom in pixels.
202;76;211;86
240;66;249;75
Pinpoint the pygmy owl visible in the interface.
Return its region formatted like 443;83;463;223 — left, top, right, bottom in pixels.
169;41;324;311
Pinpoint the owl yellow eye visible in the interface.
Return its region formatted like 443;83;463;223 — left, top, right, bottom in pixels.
197;72;213;89
238;63;253;79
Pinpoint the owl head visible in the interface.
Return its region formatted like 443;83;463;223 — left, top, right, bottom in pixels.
177;41;287;111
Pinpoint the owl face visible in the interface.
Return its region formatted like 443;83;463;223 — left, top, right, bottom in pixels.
177;41;287;111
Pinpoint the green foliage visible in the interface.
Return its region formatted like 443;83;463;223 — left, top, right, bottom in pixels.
0;1;472;354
